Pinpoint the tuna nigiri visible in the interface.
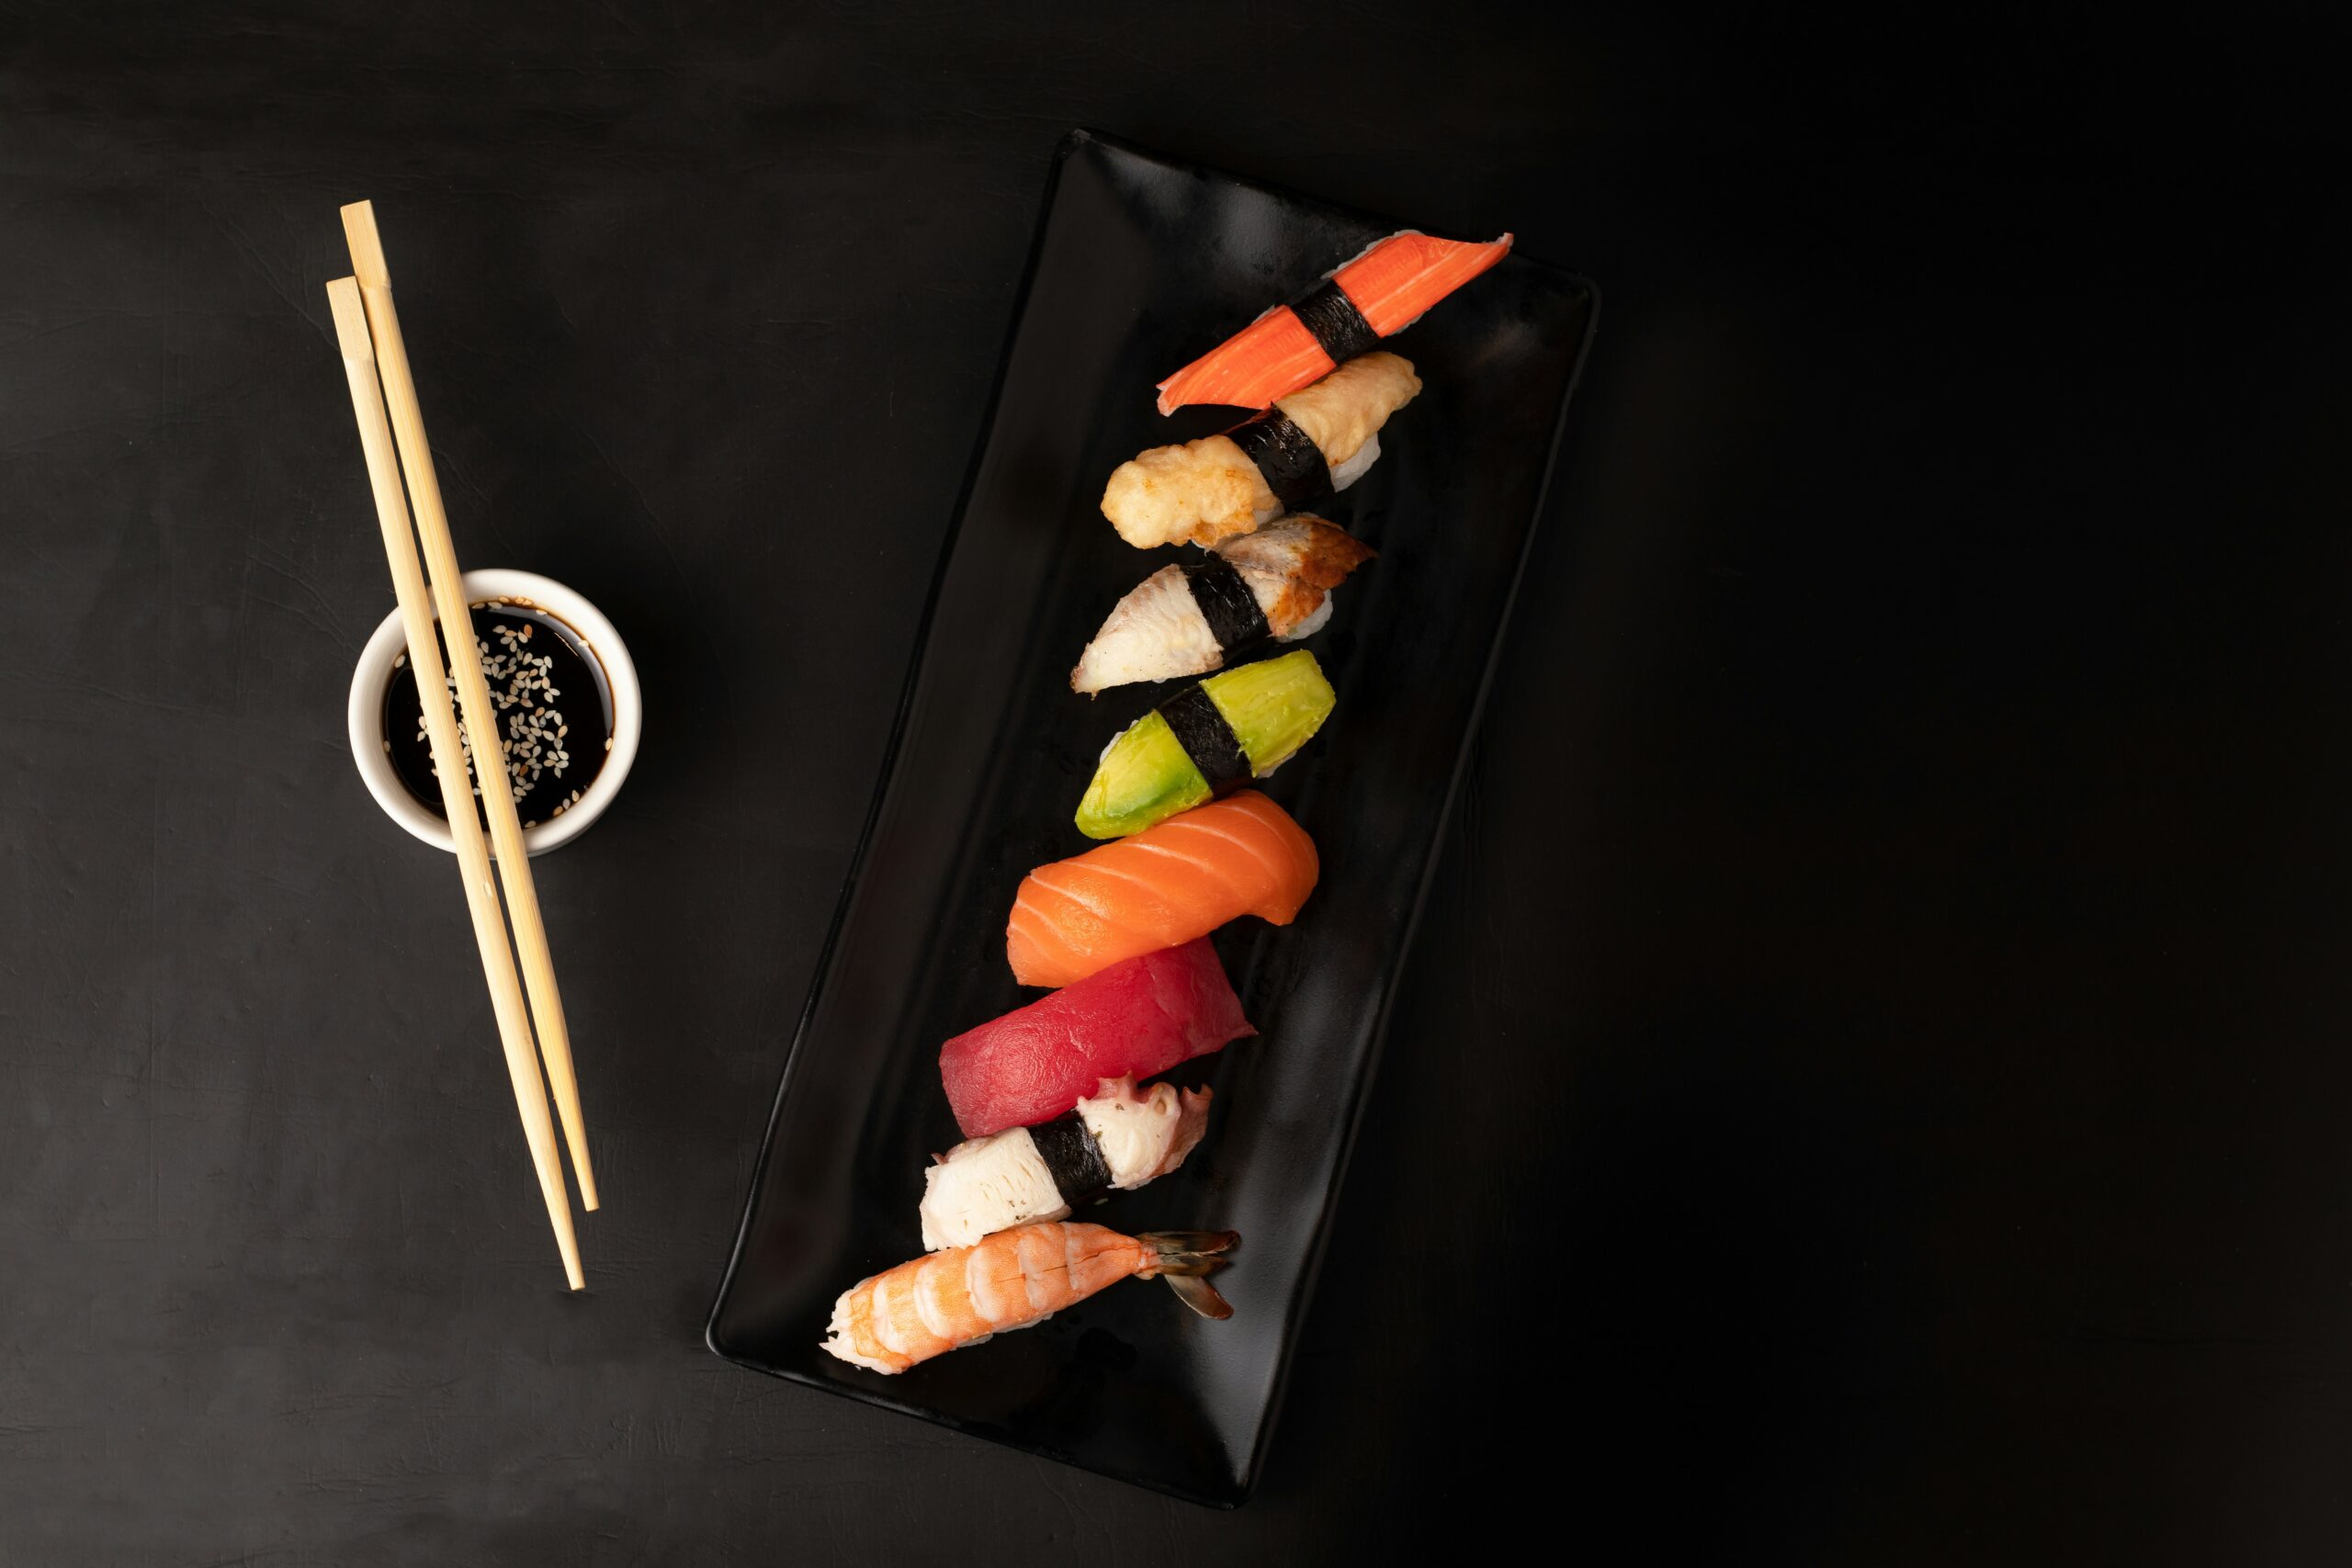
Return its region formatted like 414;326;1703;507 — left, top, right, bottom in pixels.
942;936;1253;1136
1070;514;1374;695
1006;790;1319;988
919;1076;1212;1250
1156;230;1512;414
1101;353;1420;549
822;1224;1238;1374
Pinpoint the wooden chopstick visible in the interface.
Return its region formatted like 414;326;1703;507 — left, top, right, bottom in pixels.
339;201;600;1215
326;278;584;1291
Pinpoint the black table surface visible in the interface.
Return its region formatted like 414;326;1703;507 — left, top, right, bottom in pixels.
3;6;2346;1562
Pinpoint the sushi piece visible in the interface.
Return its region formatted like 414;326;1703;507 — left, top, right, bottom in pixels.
1156;229;1512;414
1069;514;1374;695
1007;790;1319;988
918;1076;1213;1250
821;1223;1238;1374
942;936;1253;1136
1101;353;1421;550
1075;650;1335;840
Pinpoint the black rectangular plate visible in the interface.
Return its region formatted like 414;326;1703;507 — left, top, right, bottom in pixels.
707;130;1598;1505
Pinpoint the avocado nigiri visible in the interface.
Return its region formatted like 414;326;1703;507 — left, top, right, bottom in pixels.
1074;649;1335;840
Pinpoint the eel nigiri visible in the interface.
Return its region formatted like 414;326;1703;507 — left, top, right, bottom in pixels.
1070;514;1374;695
1007;790;1319;989
942;937;1253;1136
1156;230;1512;414
822;1224;1238;1374
1076;650;1334;840
919;1076;1212;1250
1101;352;1421;550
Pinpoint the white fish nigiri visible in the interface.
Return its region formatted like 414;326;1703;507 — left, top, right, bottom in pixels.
918;1076;1212;1251
1069;514;1374;695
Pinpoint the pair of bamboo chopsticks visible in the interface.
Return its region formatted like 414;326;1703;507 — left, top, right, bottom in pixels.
326;202;596;1290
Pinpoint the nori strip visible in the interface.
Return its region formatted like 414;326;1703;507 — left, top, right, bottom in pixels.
1181;555;1272;654
1226;409;1331;512
1029;1113;1114;1208
1291;281;1380;364
1157;684;1251;795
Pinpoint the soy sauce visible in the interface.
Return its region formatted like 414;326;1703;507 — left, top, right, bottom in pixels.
380;599;613;829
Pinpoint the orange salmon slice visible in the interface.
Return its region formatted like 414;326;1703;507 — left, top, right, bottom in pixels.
1005;790;1320;988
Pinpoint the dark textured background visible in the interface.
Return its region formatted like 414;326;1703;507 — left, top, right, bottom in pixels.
3;5;2347;1562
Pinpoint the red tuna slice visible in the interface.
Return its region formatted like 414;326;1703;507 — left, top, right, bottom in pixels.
940;938;1253;1138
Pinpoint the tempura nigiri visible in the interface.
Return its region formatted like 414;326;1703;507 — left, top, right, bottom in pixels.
1156;230;1511;414
821;1224;1238;1374
1101;353;1420;550
1070;515;1374;695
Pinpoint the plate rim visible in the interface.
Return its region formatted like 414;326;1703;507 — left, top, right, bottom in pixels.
705;125;1602;1506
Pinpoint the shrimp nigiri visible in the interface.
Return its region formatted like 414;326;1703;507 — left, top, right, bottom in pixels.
820;1223;1238;1374
1101;353;1420;549
1155;229;1511;414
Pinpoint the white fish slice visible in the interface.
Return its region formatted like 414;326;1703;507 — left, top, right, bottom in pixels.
1070;515;1374;695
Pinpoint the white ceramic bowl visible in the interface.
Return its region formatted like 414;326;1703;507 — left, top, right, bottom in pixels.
347;569;640;856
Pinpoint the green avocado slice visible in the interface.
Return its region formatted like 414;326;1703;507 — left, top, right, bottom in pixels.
1075;649;1336;840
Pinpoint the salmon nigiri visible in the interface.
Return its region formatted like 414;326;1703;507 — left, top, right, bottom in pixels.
1006;790;1319;988
1156;230;1513;415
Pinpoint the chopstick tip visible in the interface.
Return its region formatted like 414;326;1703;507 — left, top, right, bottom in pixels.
324;277;373;358
340;199;391;288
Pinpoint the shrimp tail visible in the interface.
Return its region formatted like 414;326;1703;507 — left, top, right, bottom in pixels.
1138;1229;1238;1318
1163;1272;1235;1320
1138;1229;1239;1273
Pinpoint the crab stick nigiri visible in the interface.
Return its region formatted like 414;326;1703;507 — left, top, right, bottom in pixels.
821;1224;1238;1374
1101;353;1420;550
1006;790;1319;988
918;1076;1213;1250
1070;515;1374;695
1155;229;1512;414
